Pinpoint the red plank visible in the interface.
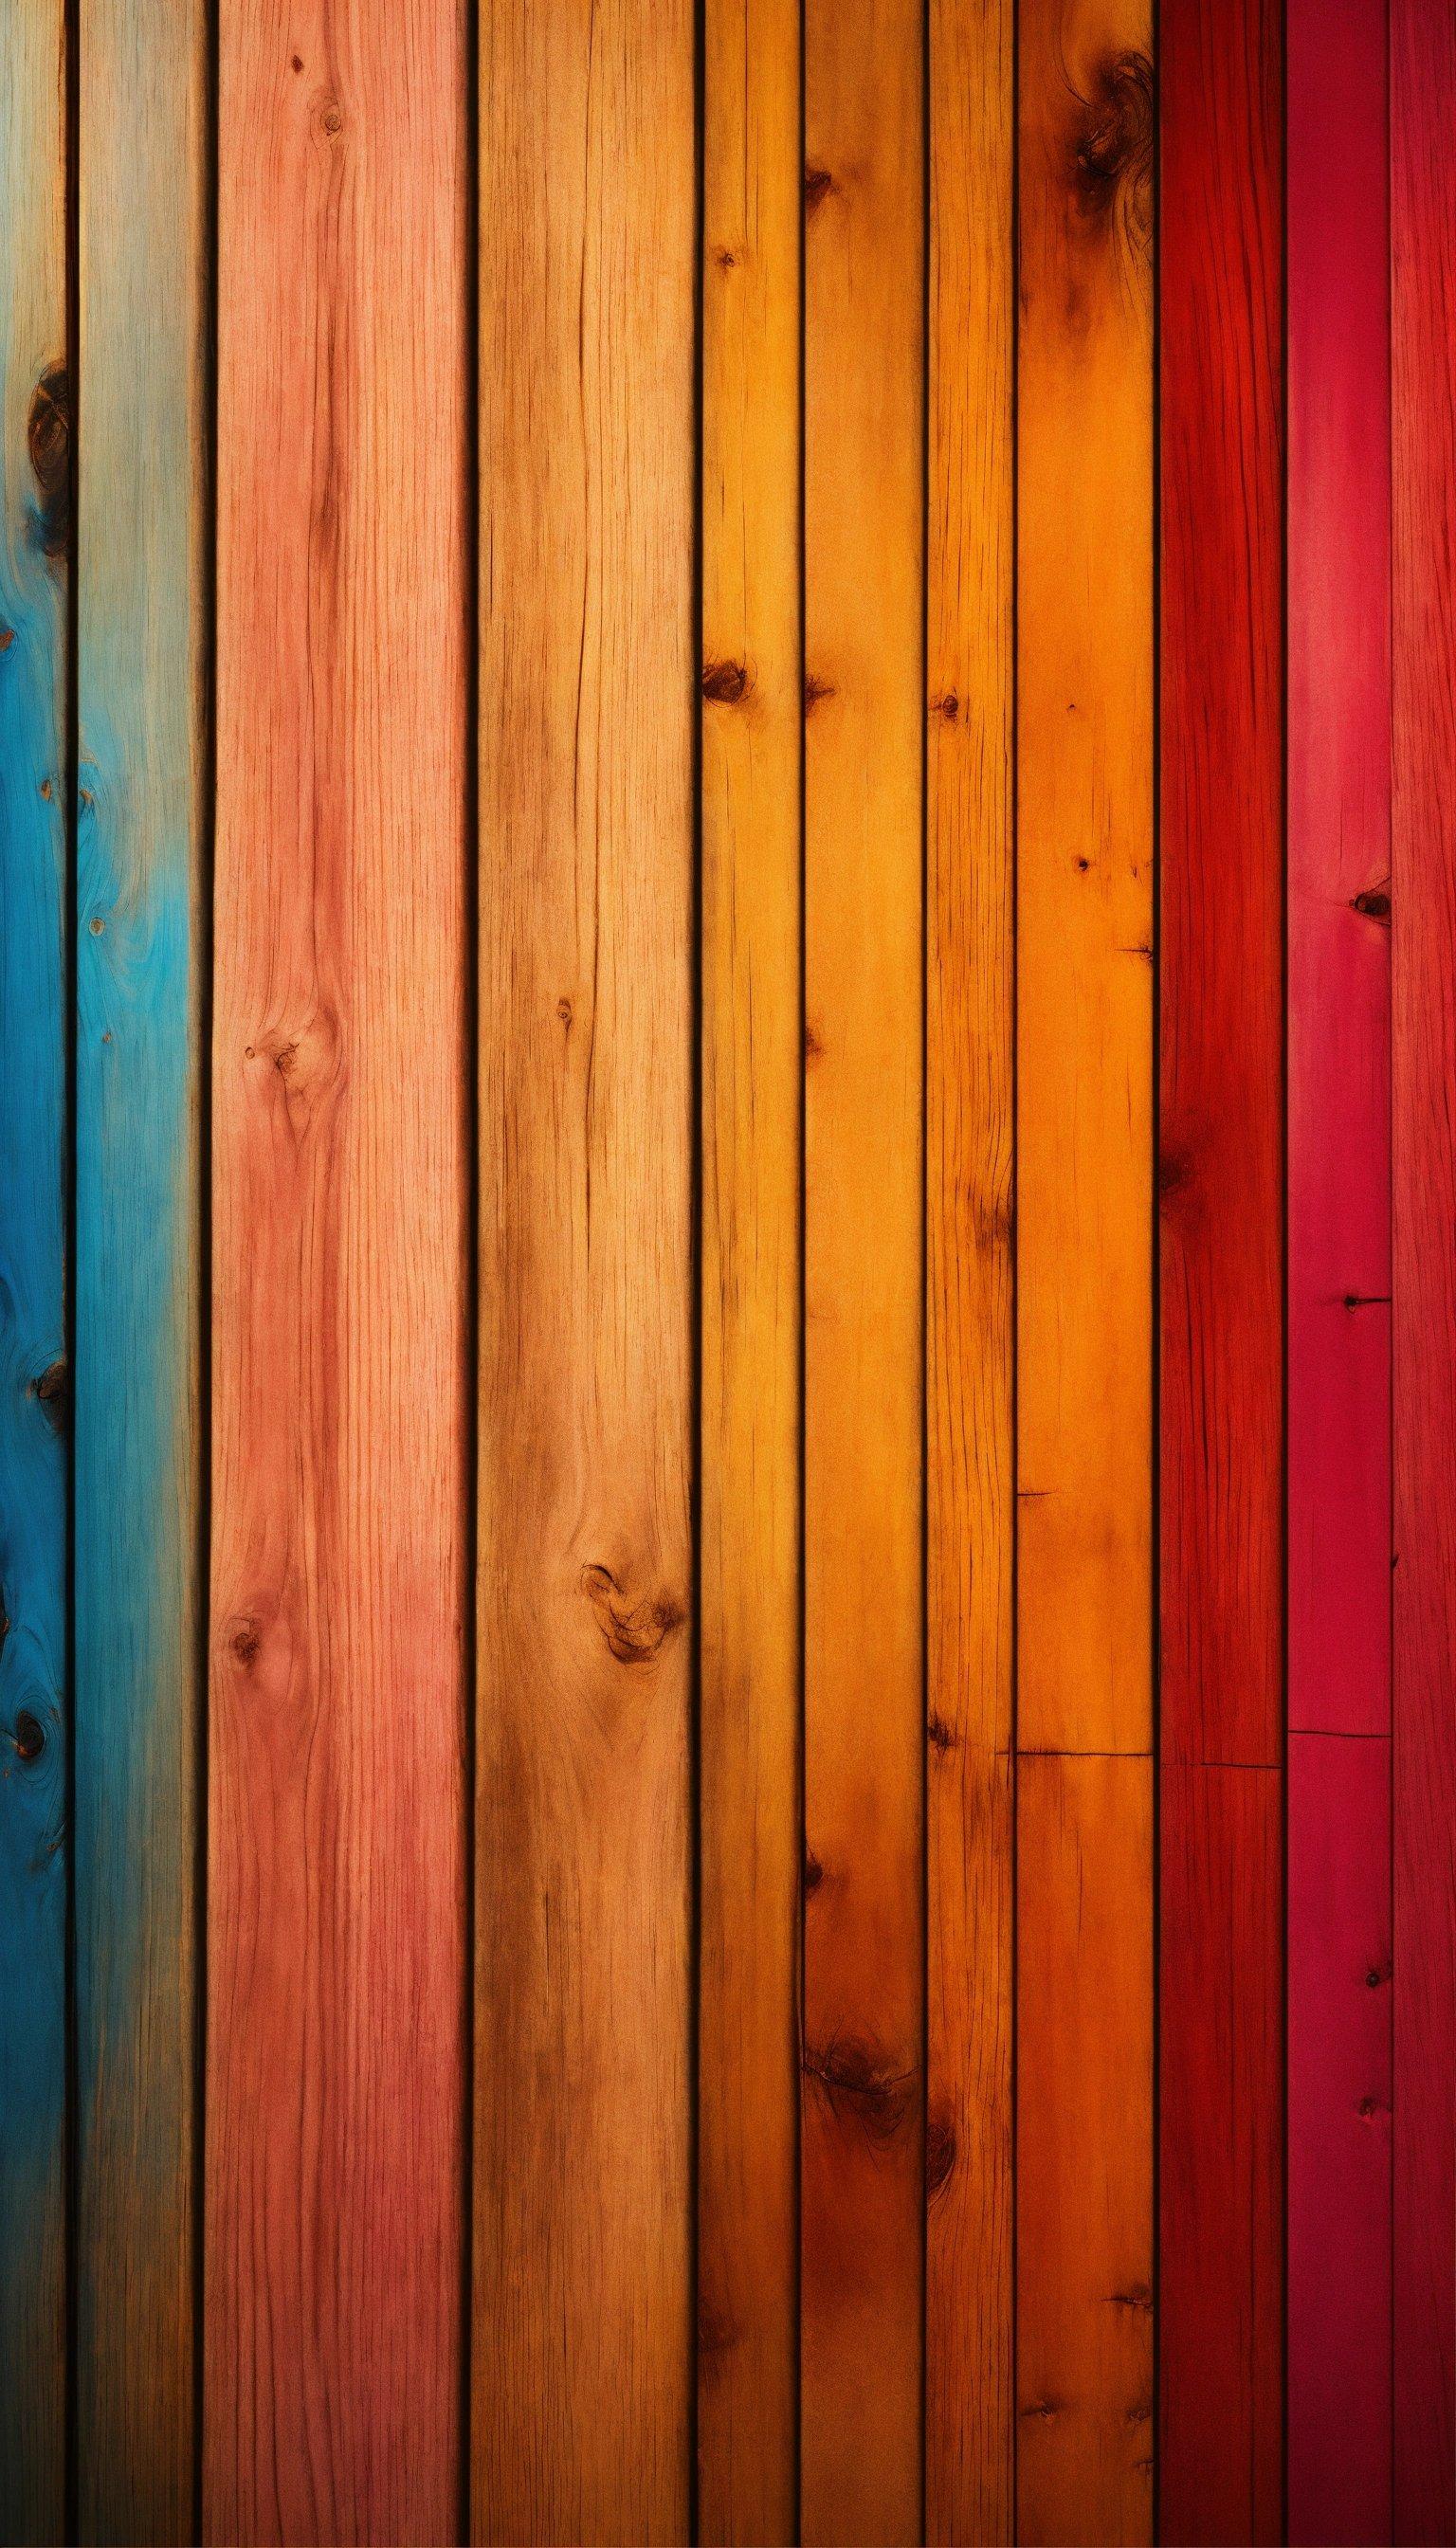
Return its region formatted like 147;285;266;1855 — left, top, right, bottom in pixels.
1391;4;1456;2533
1286;5;1393;2535
1158;4;1283;2538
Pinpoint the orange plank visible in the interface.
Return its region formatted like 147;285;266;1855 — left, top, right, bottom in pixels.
1016;1;1155;2539
699;0;801;2539
473;4;697;2540
925;0;1014;2539
801;2;924;2539
206;8;470;2539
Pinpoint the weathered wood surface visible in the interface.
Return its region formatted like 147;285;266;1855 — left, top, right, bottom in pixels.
474;3;697;2539
699;1;801;2539
75;4;208;2535
1286;4;1392;2538
1391;3;1456;2533
925;0;1014;2538
1159;2;1283;2537
207;6;471;2537
801;2;924;2539
1016;2;1154;2537
0;7;66;2539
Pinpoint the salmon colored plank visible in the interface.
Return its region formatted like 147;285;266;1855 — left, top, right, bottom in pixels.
698;0;800;2538
801;2;924;2539
75;5;208;2533
1285;5;1393;2536
1391;5;1456;2533
206;8;470;2539
0;7;66;2539
1158;1;1283;2537
1016;1;1154;2537
925;0;1014;2539
473;5;697;2540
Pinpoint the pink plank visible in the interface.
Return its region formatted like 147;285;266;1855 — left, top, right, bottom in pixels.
1286;4;1393;2534
1391;3;1456;2532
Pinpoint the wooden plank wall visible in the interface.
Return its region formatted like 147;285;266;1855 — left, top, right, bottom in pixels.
4;8;1456;2548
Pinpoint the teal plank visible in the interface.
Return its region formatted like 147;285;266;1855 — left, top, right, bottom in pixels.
75;4;207;2536
0;6;68;2540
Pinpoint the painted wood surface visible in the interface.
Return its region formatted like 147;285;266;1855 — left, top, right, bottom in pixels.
1158;3;1283;2539
1285;5;1392;2537
206;7;471;2539
474;5;697;2540
801;3;924;2539
925;0;1014;2539
1016;2;1154;2538
699;2;800;2539
75;5;207;2535
0;7;66;2540
1391;5;1456;2533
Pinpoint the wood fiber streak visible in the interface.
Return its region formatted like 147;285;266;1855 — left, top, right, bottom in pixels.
925;1;1013;2539
207;8;470;2539
474;5;696;2541
0;7;65;2540
1286;4;1392;2537
1391;5;1456;2532
1158;3;1283;2539
699;2;800;2540
76;5;207;2535
801;3;924;2540
1016;2;1153;2539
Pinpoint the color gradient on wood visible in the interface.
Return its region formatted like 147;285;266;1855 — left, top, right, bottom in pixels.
1016;2;1155;2537
699;1;801;2539
0;8;66;2541
1158;3;1284;2539
473;5;697;2540
75;5;208;2534
925;0;1014;2538
1391;4;1456;2533
206;7;470;2538
1286;3;1392;2537
801;2;924;2539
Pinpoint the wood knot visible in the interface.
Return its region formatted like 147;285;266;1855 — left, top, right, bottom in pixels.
228;1617;262;1671
927;1710;957;1756
1107;2283;1153;2312
804;1847;825;1895
1071;52;1154;264
805;165;834;214
697;2292;737;2358
27;362;69;558
701;658;750;706
0;629;13;652
12;1710;45;1764
805;672;836;714
931;691;960;723
803;2032;917;2146
32;1361;66;1434
925;2104;958;2196
580;1563;684;1666
1352;882;1391;923
315;92;345;141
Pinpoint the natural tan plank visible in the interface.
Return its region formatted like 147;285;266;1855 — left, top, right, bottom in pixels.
1016;0;1156;2539
699;0;801;2539
926;1;1014;2539
474;5;697;2540
801;3;924;2539
206;8;470;2539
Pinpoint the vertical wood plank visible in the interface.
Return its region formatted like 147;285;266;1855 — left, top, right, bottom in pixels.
473;4;697;2540
1158;2;1284;2539
1285;4;1392;2537
75;4;208;2533
699;1;800;2539
0;6;66;2540
207;7;470;2539
1391;4;1456;2532
800;2;923;2539
925;0;1013;2538
1016;2;1154;2538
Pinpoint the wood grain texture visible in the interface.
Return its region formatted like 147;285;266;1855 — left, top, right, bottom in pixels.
699;2;800;2539
801;2;923;2539
925;0;1013;2538
207;7;470;2539
75;5;207;2534
474;5;696;2540
1016;3;1153;2539
1391;5;1456;2533
0;7;66;2539
1158;2;1283;2538
1285;5;1392;2537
